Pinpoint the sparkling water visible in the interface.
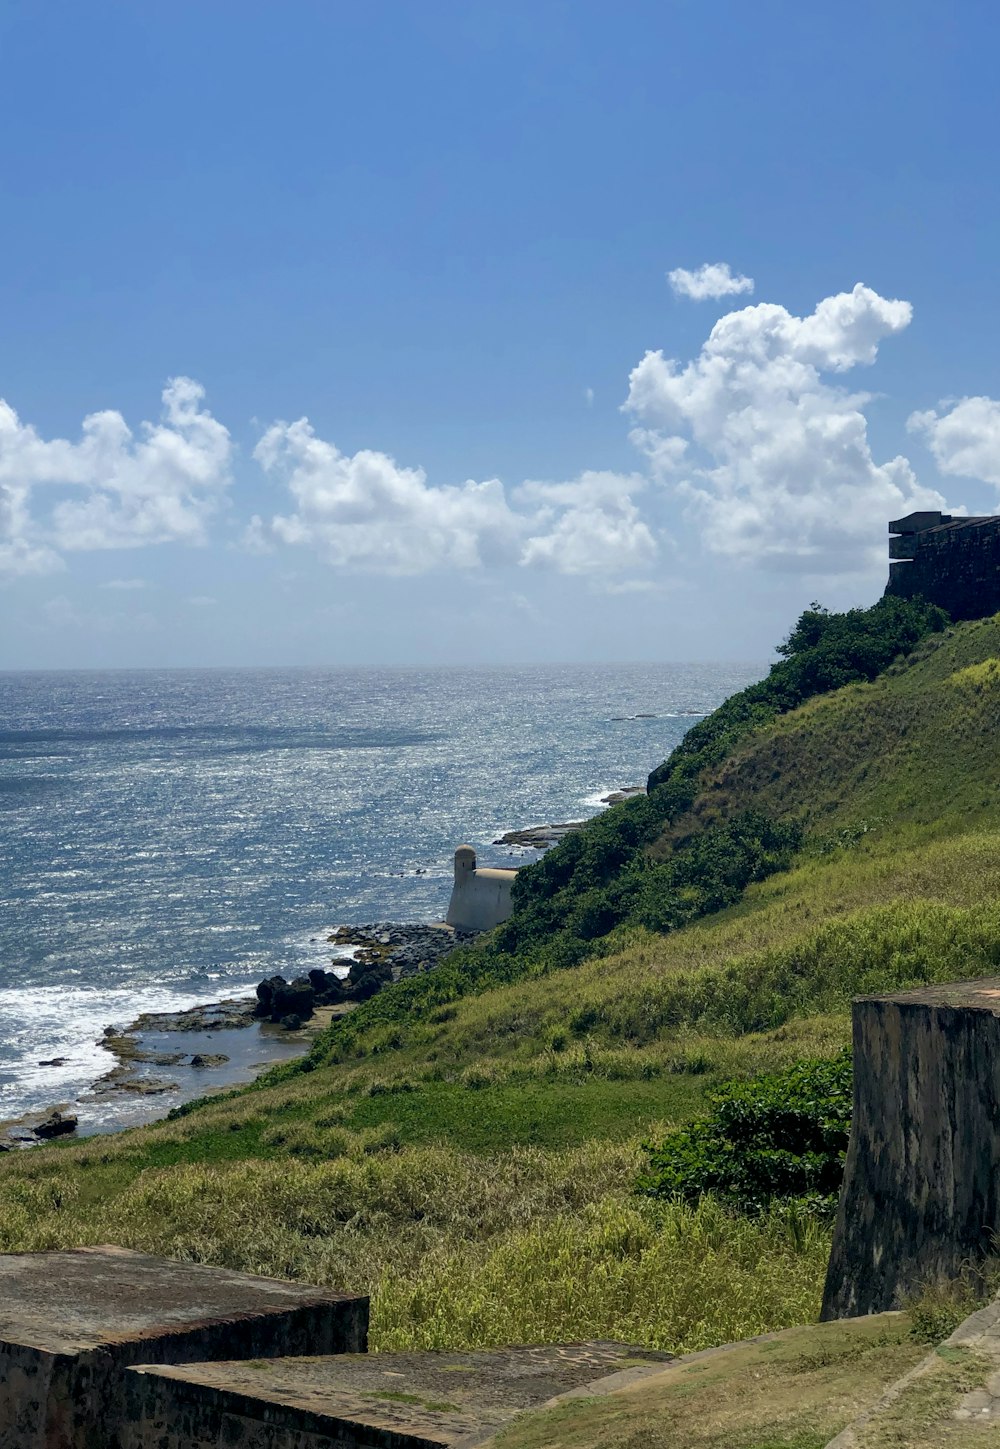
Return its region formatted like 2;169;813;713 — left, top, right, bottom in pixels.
0;662;762;1120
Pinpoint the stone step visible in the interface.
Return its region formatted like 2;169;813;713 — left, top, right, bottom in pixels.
122;1341;672;1448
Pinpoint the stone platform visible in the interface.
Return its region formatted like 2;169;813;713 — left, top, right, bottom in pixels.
123;1342;672;1448
0;1246;368;1449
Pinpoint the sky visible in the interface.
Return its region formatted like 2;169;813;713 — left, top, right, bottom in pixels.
3;0;1000;669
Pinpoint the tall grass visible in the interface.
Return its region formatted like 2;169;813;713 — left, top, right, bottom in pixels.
0;1139;828;1353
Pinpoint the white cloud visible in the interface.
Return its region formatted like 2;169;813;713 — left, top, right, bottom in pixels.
908;396;1000;487
187;595;217;607
668;262;755;302
254;419;658;579
255;418;521;573
101;577;147;590
0;479;63;578
0;378;231;576
517;471;658;575
626;283;945;573
240;514;273;554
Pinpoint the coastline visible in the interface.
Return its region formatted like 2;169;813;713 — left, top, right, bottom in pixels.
0;784;645;1150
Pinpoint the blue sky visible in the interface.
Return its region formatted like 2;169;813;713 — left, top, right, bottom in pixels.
3;0;1000;667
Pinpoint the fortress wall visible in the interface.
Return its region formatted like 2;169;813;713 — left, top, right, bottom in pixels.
445;847;517;933
886;516;1000;621
0;1248;368;1449
822;979;1000;1320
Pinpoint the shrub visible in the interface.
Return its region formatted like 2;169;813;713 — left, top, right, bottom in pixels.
638;1052;853;1214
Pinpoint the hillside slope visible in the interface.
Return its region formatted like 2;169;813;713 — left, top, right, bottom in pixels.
4;603;1000;1372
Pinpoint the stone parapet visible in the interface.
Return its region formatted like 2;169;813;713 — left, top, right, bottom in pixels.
0;1246;368;1449
885;514;1000;620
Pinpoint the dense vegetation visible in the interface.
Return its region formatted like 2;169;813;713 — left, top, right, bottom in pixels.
639;1052;853;1214
7;594;1000;1376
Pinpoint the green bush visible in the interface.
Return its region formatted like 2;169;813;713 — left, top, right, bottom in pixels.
638;1052;853;1214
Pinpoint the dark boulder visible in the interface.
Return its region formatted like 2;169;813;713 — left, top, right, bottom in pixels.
254;974;286;1018
308;968;349;1004
269;977;315;1023
348;961;393;1002
32;1110;78;1139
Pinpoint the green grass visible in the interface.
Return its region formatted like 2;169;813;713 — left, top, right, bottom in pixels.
492;1314;926;1449
0;1140;831;1353
6;608;1000;1367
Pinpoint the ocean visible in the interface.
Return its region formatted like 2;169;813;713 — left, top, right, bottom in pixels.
0;662;763;1126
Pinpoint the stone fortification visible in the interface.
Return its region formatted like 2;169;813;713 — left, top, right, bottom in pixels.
822;978;1000;1320
0;1245;667;1448
122;1342;670;1449
885;511;1000;620
445;846;517;933
0;1246;367;1449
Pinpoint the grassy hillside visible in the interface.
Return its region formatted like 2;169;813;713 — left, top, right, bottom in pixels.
5;601;1000;1368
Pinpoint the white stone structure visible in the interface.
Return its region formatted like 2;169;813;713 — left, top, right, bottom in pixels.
445;846;518;933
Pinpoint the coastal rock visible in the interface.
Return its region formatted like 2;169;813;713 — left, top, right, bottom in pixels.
599;785;647;805
251;923;469;1021
32;1110;77;1139
253;975;317;1024
88;1066;179;1097
494;822;587;849
129;999;257;1033
492;788;648;851
347;960;393;1001
308;968;349;1003
0;1104;80;1150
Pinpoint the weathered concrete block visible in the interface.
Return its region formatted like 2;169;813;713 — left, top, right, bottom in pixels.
0;1245;368;1449
122;1342;671;1448
822;978;1000;1319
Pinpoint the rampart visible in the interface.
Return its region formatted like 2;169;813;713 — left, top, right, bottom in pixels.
445;846;517;933
884;511;1000;620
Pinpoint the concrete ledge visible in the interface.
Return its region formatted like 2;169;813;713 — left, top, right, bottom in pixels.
0;1246;368;1449
122;1342;671;1449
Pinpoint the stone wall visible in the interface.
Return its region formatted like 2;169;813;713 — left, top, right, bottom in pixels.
885;515;1000;621
0;1247;368;1449
822;979;1000;1319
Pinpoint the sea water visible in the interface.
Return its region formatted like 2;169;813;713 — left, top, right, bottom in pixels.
0;662;763;1122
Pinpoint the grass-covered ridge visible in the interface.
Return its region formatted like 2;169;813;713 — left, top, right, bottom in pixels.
257;594;950;1072
6;599;1000;1366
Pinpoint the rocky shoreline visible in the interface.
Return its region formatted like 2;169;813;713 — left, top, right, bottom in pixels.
2;787;640;1149
492;786;645;849
0;922;471;1149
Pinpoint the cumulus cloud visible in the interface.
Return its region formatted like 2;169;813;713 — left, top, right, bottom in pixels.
255;418;520;573
0;479;63;577
254;419;658;578
516;471;657;575
668;262;755;301
626;282;945;572
0;378;231;577
908;396;1000;487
